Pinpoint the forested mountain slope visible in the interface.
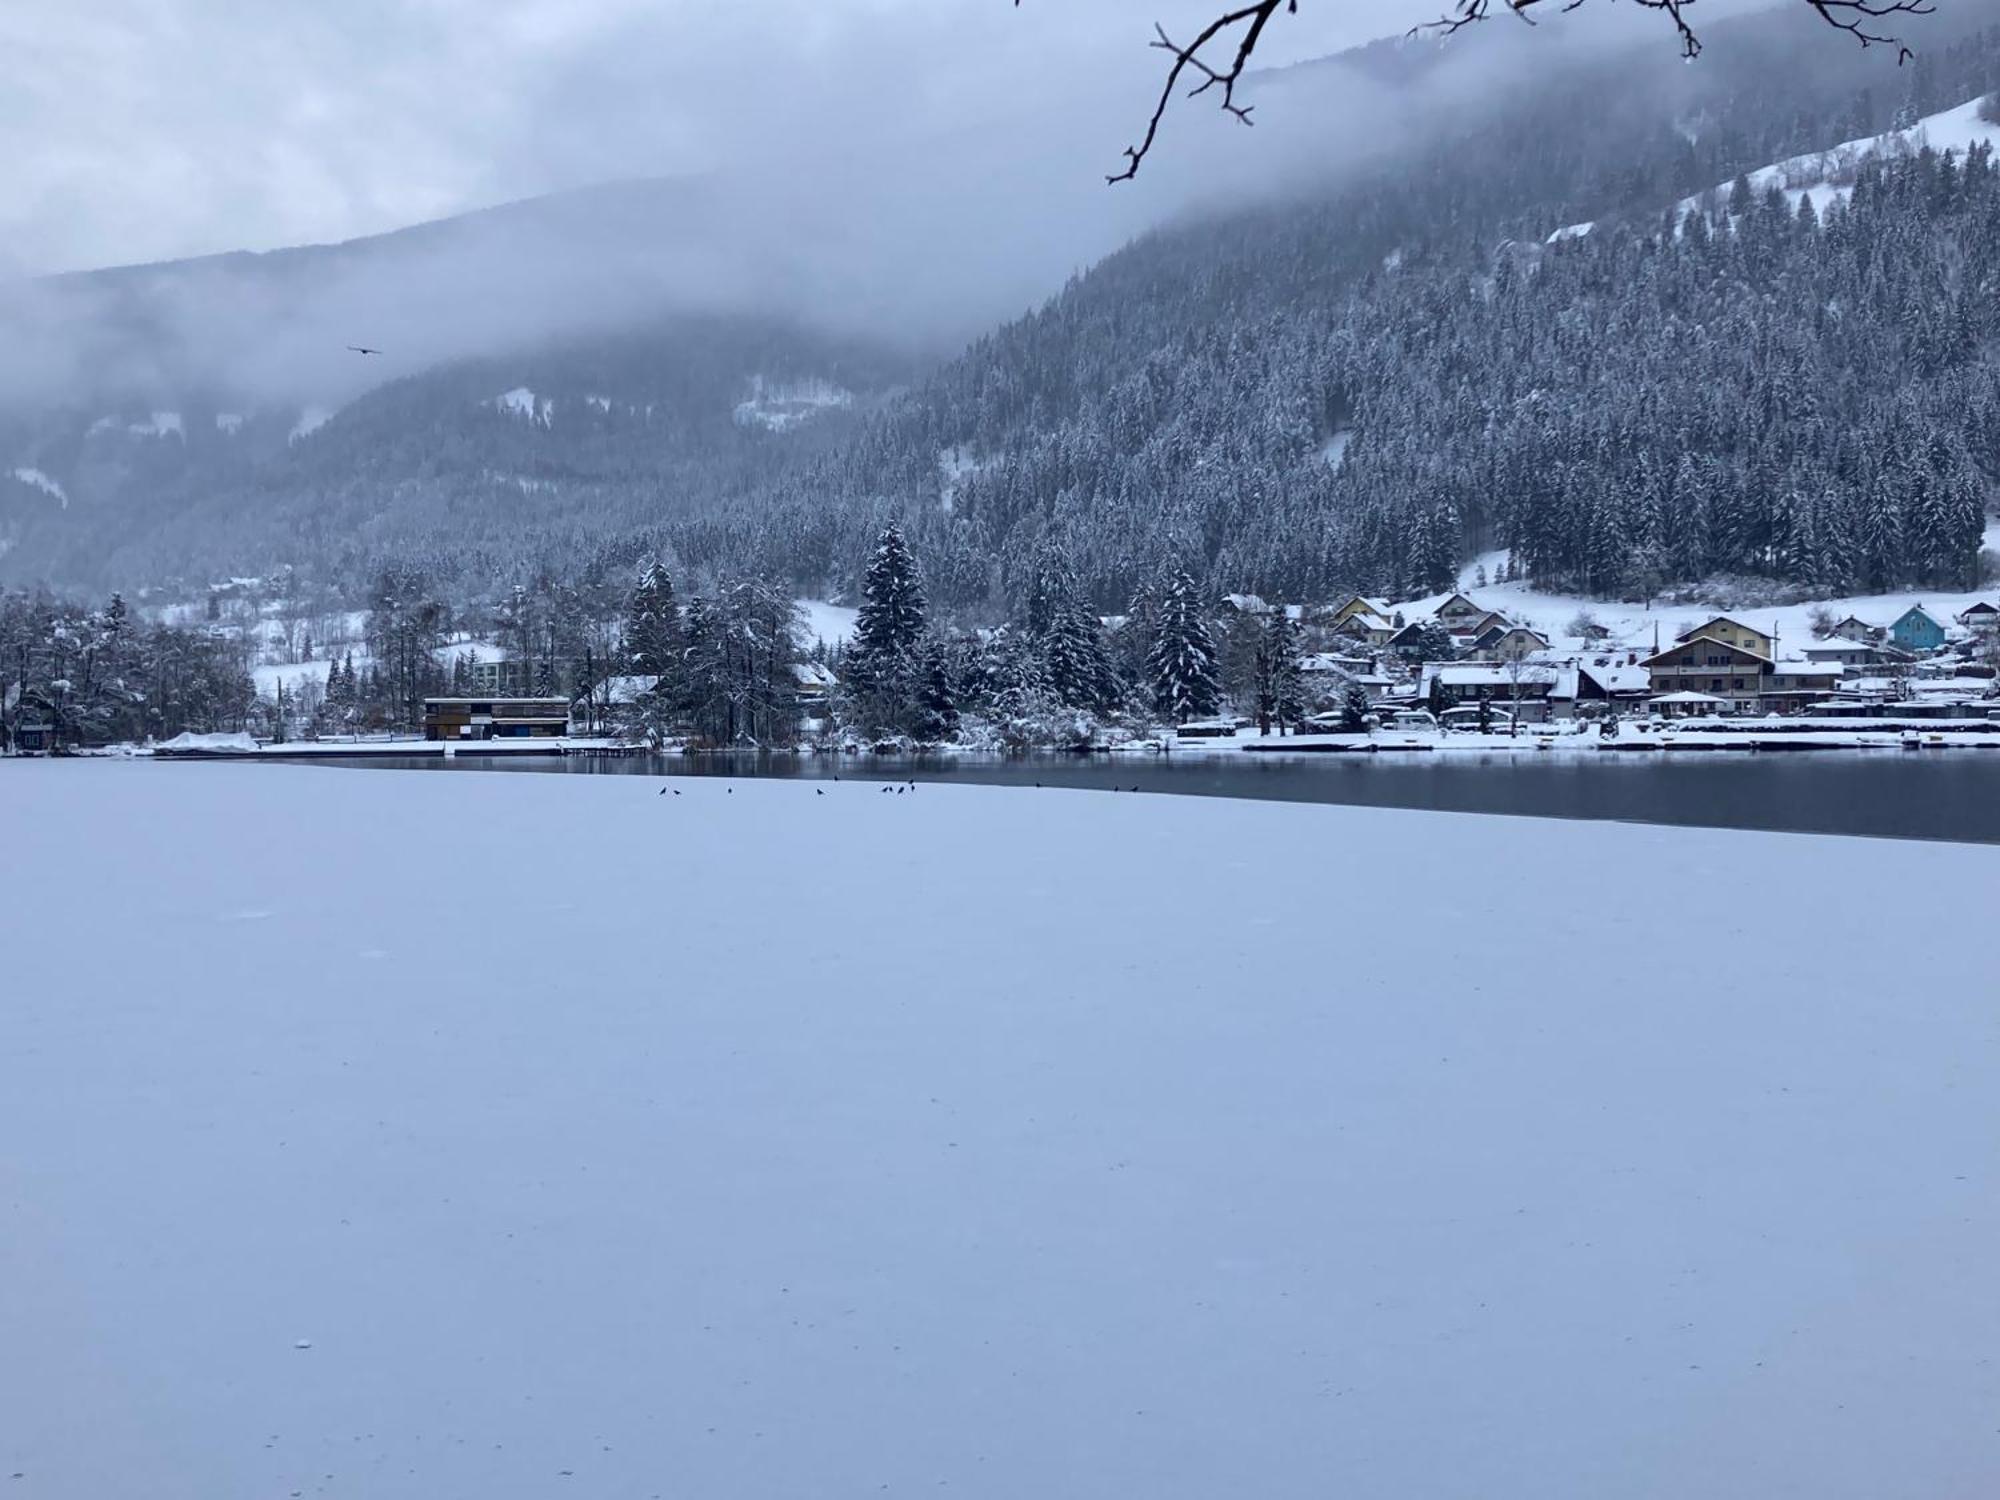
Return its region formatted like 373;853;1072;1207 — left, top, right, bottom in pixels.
689;13;2000;615
3;7;1996;616
0;311;913;592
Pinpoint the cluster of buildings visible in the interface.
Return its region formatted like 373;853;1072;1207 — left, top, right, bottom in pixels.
401;591;1999;745
1282;591;2000;727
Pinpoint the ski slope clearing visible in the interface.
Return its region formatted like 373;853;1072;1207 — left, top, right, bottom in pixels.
3;765;1997;1499
796;597;858;646
1548;95;2000;241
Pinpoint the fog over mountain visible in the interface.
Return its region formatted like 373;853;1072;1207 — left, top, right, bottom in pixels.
1;0;1987;597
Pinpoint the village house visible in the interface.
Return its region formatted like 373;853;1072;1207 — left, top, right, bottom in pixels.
1642;634;1770;712
1675;615;1776;659
792;661;837;706
1469;625;1550;662
1572;660;1652;716
1327;595;1395;629
1955;601;1999;635
1761;660;1846;712
1833;614;1882;642
1429;594;1496;633
1798;636;1895;668
1386;621;1440;656
1890;605;1947;653
1418;662;1558;723
1332;611;1397;648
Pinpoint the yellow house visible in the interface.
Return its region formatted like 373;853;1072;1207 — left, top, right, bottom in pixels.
1674;616;1775;660
1328;595;1393;628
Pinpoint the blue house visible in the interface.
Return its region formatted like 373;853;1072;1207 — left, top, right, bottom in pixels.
1890;605;1947;653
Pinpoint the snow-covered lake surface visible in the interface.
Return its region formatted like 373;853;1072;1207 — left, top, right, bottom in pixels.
4;763;1998;1498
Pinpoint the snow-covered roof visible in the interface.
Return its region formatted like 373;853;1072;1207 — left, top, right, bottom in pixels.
1905;677;1994;697
1421;664;1557;689
1801;636;1874;654
1298;653;1355;673
1769;661;1845;679
792;662;838;688
1651;691;1725;704
1578;662;1651;695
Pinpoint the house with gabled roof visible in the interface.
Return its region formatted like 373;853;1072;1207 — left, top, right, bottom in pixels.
1833;614;1882;642
1798;636;1893;668
1674;615;1775;660
1955;601;1999;635
1469;625;1550;662
1643;634;1769;711
1761;660;1845;711
1890;605;1947;653
1327;594;1394;629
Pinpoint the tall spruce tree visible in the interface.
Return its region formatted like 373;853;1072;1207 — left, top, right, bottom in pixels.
1028;545;1117;711
846;522;928;728
913;635;960;743
1257;610;1305;734
1147;569;1220;723
625;561;682;677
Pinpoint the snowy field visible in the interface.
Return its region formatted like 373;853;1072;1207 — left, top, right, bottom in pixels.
4;764;1998;1499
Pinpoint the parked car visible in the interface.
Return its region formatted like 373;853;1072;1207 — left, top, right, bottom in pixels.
1387;709;1439;731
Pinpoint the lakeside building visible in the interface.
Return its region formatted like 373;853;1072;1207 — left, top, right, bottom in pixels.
422;697;571;740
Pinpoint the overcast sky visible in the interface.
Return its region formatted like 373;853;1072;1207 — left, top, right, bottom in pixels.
2;0;1450;277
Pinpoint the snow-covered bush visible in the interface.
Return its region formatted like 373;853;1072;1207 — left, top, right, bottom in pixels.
1567;609;1609;641
1981;94;2000;127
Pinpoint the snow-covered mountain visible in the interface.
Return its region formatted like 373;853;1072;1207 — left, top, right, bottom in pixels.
3;6;1996;608
1550;94;2000;242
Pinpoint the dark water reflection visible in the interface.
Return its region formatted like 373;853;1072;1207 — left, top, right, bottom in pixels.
293;748;2000;844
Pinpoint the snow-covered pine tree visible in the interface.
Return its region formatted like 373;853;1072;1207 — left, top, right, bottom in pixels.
1148;569;1220;723
1027;544;1118;711
625;561;682;676
1339;681;1372;732
846;522;928;729
914;635;960;743
853;523;926;663
1259;609;1305;734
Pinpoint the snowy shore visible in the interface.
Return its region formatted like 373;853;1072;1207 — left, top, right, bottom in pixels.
4;763;1997;1499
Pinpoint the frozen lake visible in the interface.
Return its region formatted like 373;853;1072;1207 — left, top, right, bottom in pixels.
298;748;2000;843
4;762;1998;1499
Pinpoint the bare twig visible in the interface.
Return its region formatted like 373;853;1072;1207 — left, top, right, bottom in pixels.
1048;0;1935;183
1419;0;1931;62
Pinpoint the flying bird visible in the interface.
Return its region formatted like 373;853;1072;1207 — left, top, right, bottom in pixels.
346;345;381;355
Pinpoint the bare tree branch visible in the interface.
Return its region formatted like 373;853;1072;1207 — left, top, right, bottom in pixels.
1047;0;1937;184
